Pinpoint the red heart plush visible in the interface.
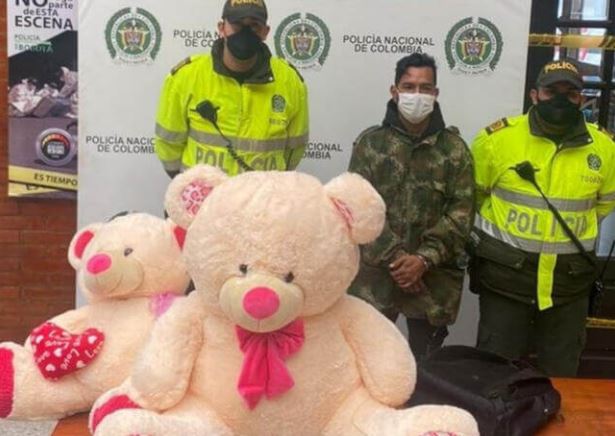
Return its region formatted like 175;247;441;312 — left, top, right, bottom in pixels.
29;322;105;380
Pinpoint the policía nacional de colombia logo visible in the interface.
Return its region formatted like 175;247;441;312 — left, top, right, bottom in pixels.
587;153;602;171
272;94;286;113
35;128;76;167
275;13;330;70
445;17;503;74
105;7;161;64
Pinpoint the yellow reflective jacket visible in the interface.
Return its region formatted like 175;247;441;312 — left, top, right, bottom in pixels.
472;110;615;309
154;40;309;176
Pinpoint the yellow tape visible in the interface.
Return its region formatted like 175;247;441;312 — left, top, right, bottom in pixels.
529;33;615;50
587;317;615;329
9;165;78;191
8;182;58;197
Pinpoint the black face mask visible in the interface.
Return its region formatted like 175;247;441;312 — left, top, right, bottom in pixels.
535;93;581;126
225;26;261;61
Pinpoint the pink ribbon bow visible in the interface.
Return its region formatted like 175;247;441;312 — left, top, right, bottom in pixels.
236;319;305;409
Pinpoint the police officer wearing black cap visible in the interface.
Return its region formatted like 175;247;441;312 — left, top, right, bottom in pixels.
154;0;309;177
470;59;615;376
218;0;271;73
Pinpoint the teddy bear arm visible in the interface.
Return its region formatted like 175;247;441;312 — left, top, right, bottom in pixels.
128;294;205;410
340;296;415;406
24;308;89;350
47;308;90;331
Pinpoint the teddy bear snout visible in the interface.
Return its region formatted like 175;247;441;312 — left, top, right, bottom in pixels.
86;254;112;275
242;287;280;320
219;273;304;332
83;250;144;298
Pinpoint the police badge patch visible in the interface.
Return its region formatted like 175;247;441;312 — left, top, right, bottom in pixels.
105;7;162;64
445;17;503;74
272;95;286;113
587;153;602;171
274;13;331;70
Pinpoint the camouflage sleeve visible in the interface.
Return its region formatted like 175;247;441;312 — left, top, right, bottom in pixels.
348;130;405;266
415;141;475;267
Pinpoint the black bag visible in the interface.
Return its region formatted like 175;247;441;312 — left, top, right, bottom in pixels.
407;346;561;436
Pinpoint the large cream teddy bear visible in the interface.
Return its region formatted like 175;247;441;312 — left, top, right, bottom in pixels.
89;167;478;436
0;213;190;420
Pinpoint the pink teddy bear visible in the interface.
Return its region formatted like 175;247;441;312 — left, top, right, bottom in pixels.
0;213;190;420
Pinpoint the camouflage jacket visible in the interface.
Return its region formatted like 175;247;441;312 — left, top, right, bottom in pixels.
348;100;475;325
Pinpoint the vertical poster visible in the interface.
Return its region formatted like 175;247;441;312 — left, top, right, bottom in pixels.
7;0;78;198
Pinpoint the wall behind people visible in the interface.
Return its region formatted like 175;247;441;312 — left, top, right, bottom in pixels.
0;8;77;342
78;1;532;308
599;214;615;255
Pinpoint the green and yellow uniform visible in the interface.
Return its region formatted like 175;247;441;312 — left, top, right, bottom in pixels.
471;108;615;375
155;39;308;175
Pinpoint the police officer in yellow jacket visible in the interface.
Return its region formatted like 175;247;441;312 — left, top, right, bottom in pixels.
154;0;309;177
470;59;615;376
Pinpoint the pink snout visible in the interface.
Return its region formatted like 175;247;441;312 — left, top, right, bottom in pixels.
86;254;112;275
243;287;280;320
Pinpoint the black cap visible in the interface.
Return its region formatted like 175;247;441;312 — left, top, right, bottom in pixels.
222;0;268;24
536;59;583;90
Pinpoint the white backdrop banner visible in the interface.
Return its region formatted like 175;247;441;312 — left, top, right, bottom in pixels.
78;0;531;307
78;0;533;307
79;0;532;225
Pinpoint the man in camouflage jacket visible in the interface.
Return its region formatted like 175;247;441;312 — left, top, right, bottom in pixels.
348;53;475;360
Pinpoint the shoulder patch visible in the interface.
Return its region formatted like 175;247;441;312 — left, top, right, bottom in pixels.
485;118;509;135
171;57;192;75
596;124;615;140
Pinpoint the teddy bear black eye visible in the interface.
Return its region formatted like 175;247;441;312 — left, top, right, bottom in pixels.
239;264;248;274
124;248;133;256
284;272;295;283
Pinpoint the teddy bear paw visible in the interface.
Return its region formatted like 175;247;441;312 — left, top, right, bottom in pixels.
0;348;14;418
90;394;141;433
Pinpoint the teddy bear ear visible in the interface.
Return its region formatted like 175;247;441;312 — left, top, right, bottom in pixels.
164;165;229;229
67;223;103;270
165;218;187;250
324;172;386;244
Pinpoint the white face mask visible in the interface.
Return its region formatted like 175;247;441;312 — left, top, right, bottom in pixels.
397;92;436;124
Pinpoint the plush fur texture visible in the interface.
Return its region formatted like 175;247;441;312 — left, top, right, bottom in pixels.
89;167;479;436
0;213;189;420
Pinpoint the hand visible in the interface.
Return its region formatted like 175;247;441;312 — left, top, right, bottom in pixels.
389;254;427;288
402;279;428;294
